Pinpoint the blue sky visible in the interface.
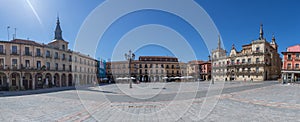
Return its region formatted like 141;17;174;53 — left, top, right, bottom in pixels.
0;0;299;62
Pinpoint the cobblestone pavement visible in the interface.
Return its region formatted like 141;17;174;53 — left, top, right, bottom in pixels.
0;81;299;122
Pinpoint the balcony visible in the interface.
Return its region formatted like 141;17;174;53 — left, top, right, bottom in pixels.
10;50;20;55
23;51;32;56
12;65;19;70
54;57;60;60
226;71;263;75
46;55;52;59
62;58;66;61
35;54;43;58
0;50;6;55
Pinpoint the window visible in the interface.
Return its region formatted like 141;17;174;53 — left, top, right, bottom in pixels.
12;59;17;66
25;60;30;68
287;63;291;69
296;64;299;69
12;46;17;54
287;54;292;60
248;58;251;63
242;59;245;64
46;50;50;57
256;47;260;52
46;62;50;70
256;67;259;73
75;66;77;72
75;56;77;62
55;52;58;59
0;45;3;53
69;55;72;62
62;45;65;50
36;61;41;68
296;53;300;58
62;64;65;71
256;58;260;63
25;47;30;55
36;48;41;56
0;58;4;67
55;63;58;70
62;54;65;60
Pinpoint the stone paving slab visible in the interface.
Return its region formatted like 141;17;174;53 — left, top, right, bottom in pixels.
0;81;299;121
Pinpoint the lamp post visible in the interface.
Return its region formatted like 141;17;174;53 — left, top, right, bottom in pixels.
125;50;135;88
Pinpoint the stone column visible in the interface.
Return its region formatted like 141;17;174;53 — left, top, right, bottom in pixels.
59;75;62;87
20;74;23;90
66;76;69;86
7;77;10;90
32;77;35;90
52;76;55;87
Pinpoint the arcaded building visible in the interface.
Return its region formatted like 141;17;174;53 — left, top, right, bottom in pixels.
0;17;97;91
106;56;187;82
212;24;281;81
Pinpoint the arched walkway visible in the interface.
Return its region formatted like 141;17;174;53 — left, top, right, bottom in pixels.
0;72;7;91
11;72;21;90
61;74;67;87
45;73;52;88
68;74;72;86
54;73;60;87
23;73;32;90
35;73;43;89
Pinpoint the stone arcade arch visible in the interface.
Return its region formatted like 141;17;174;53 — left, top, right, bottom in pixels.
54;73;60;87
61;74;67;87
23;73;32;90
68;74;73;86
0;72;7;91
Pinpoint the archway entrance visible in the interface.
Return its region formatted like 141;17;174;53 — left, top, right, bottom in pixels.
45;73;52;88
0;72;7;91
23;73;32;90
61;74;66;87
11;72;20;90
68;74;73;86
54;73;60;87
35;73;43;89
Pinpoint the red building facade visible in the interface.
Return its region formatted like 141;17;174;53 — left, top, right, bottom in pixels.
282;45;300;82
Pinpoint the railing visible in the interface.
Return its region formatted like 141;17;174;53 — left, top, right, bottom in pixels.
46;55;52;58
54;57;60;60
35;54;43;57
10;50;20;55
23;51;32;56
213;61;270;68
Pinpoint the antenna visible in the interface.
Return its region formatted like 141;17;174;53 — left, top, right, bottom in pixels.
13;28;17;40
7;26;10;41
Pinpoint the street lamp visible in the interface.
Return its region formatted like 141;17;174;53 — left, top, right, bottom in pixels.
125;50;135;88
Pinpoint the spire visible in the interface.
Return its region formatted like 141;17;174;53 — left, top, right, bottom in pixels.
231;44;235;50
54;15;63;40
218;35;221;49
259;23;264;40
271;33;277;45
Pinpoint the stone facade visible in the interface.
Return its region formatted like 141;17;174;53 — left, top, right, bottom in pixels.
187;60;211;81
106;56;187;82
212;24;282;81
0;17;97;91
